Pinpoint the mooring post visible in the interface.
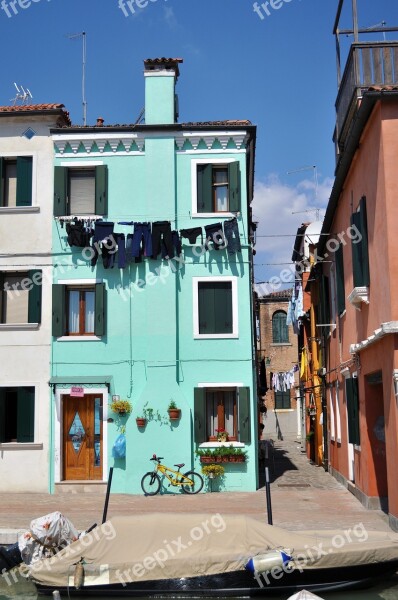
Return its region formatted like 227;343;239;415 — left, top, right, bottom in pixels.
265;466;273;525
102;467;114;524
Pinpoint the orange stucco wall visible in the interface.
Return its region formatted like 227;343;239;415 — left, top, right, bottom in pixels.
325;99;398;521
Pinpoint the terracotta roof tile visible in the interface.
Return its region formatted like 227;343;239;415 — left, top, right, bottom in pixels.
144;58;183;77
54;120;252;130
367;85;398;92
0;104;71;125
260;289;292;300
182;120;252;127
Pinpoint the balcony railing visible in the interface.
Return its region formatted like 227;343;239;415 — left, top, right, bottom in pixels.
335;41;398;157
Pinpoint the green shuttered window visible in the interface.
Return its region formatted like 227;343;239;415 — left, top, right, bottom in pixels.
0;387;35;443
197;162;241;213
0;156;33;207
193;387;251;443
52;283;106;337
275;391;291;409
198;281;233;335
351;196;370;288
53;165;108;216
272;311;288;343
0;270;42;324
335;244;345;315
346;377;360;446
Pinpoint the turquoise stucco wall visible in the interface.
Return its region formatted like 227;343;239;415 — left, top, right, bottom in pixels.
52;138;257;494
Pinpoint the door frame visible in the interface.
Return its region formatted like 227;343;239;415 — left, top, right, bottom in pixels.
54;387;108;483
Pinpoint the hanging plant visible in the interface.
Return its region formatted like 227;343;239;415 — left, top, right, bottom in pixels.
109;399;132;415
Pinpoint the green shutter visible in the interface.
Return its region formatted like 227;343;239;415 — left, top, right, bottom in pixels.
351;211;363;287
95;165;108;216
346;378;360;445
16;157;33;207
320;275;330;326
0;158;4;207
275;391;291;409
194;388;206;444
336;244;345;315
214;282;233;334
273;312;288;343
54;167;67;216
0;388;5;443
94;283;106;336
17;387;35;443
52;284;66;337
238;387;251;443
197;164;213;213
228;162;241;213
198;283;215;334
28;270;42;324
359;196;370;287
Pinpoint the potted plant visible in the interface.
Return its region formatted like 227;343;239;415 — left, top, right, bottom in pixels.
305;430;315;442
201;464;225;480
109;399;132;415
215;428;228;443
168;400;181;420
196;448;214;464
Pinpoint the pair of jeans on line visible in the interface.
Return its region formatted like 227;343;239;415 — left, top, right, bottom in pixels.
91;221;115;267
152;221;175;259
204;223;225;251
161;230;181;259
224;217;241;254
130;222;153;258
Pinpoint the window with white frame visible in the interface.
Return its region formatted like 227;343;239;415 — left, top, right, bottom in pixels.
335;382;342;443
54;164;108;217
0;271;42;324
0;156;33;207
193;277;238;338
0;387;35;443
329;386;335;441
52;282;105;338
191;159;241;216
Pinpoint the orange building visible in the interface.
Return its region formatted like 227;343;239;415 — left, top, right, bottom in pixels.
316;2;398;530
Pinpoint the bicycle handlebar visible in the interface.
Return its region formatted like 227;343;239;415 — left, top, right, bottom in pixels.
150;455;164;461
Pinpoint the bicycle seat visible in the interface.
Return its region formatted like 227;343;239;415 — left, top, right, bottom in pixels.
174;463;185;469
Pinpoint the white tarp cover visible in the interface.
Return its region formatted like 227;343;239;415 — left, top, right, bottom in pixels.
287;591;325;600
19;511;79;566
29;513;398;587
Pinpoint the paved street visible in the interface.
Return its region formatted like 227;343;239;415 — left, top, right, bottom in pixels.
0;437;390;544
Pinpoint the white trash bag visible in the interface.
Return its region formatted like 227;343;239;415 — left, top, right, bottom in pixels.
18;511;79;565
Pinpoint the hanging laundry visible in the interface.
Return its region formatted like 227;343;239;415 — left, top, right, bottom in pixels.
113;233;126;269
204;223;225;251
66;219;93;248
152;221;174;259
161;230;181;259
259;358;268;396
180;227;203;245
91;221;115;267
223;217;241;254
131;222;152;259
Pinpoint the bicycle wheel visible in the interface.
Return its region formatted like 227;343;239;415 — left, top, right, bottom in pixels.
141;472;161;496
181;471;204;494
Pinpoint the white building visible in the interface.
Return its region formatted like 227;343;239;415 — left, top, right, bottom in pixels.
0;104;70;492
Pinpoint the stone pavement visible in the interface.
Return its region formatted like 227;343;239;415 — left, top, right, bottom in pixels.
0;437;390;545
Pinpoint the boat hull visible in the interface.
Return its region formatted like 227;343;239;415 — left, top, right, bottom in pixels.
36;560;398;597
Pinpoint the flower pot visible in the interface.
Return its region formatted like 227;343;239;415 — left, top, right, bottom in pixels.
208;472;215;479
235;455;245;462
217;434;228;443
136;418;147;428
200;456;213;464
168;408;181;420
229;456;238;462
221;456;229;463
214;455;223;463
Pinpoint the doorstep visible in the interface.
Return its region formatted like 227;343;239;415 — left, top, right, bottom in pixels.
0;529;22;545
55;481;107;495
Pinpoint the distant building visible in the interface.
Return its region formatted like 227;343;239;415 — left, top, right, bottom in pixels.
258;290;300;440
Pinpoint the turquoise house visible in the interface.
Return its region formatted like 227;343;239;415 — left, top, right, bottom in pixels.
50;58;258;494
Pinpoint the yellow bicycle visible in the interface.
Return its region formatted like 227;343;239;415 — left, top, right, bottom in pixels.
141;454;204;495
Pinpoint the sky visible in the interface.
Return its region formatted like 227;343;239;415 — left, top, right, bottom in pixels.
1;0;397;293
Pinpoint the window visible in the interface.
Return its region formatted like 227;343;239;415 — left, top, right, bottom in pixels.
0;156;33;207
272;311;288;343
54;165;108;216
351;196;369;288
346;377;360;446
193;277;238;338
0;271;42;324
52;283;105;337
0;387;35;443
194;386;251;443
196;161;241;214
335;243;345;315
274;391;291;409
319;275;331;329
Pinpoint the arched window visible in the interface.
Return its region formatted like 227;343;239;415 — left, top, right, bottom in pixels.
272;311;289;344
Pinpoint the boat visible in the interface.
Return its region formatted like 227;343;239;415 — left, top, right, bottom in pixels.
24;513;398;597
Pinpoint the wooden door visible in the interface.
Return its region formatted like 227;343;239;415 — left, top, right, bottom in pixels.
63;394;103;481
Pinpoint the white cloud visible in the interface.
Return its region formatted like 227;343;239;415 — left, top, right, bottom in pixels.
163;5;178;29
252;174;333;292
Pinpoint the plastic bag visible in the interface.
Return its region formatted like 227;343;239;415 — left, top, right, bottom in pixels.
112;434;126;459
18;511;79;565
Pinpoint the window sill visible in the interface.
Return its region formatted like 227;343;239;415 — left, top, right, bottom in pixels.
56;336;102;342
270;343;292;347
0;323;39;331
0;443;43;451
199;442;245;448
348;287;369;309
192;212;238;219
273;408;293;412
194;334;238;340
0;206;40;214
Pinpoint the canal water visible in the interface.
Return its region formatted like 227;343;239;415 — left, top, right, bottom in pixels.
1;575;398;600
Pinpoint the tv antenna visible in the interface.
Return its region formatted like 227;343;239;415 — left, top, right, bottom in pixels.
11;83;33;105
66;31;87;126
287;165;323;220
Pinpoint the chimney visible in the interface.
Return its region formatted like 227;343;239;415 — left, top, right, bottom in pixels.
144;58;183;125
96;117;104;127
